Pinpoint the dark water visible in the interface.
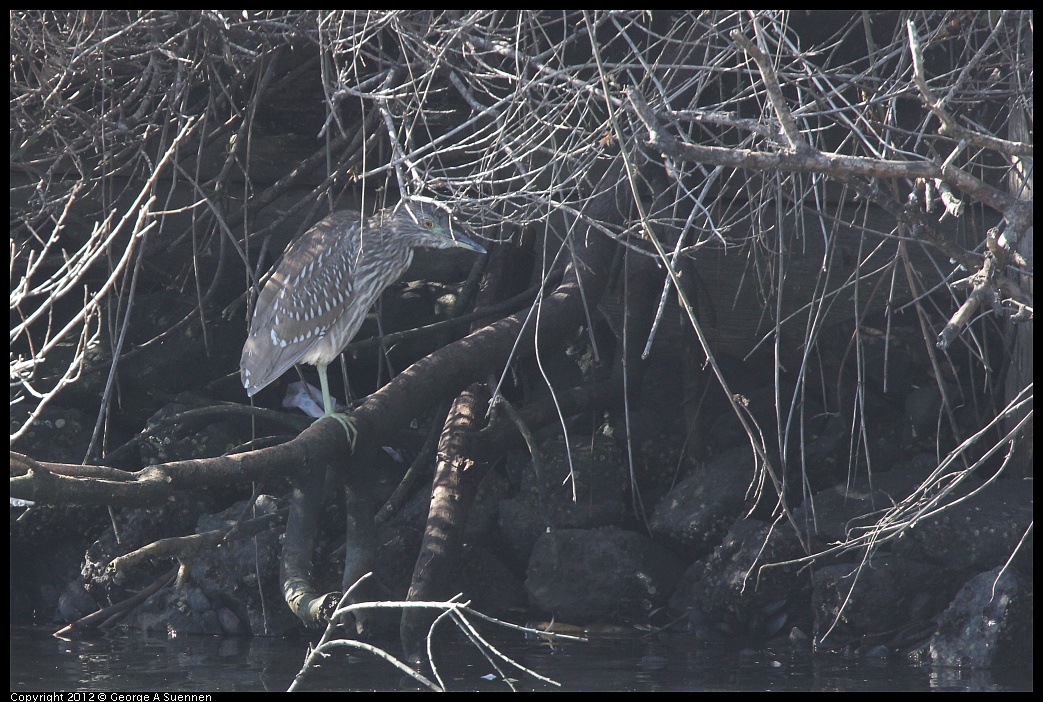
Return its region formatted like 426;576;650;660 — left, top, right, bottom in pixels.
9;628;1029;692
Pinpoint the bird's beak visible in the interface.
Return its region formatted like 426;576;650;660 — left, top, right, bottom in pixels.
450;222;486;255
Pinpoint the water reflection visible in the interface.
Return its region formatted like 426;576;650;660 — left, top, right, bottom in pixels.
10;628;1029;692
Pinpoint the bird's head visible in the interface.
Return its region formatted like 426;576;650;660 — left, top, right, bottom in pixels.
389;199;486;254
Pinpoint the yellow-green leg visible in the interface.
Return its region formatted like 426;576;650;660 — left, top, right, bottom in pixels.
316;361;357;451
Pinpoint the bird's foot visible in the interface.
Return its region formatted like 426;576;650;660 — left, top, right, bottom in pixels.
317;411;357;453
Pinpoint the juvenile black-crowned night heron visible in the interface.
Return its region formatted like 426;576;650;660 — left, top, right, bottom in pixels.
240;200;485;439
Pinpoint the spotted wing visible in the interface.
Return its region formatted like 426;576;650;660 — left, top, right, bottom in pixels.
240;211;364;395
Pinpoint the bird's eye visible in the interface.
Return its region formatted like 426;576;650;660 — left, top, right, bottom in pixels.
422;218;434;229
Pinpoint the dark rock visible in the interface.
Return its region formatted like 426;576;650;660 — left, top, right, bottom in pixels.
57;582;97;622
139;395;243;466
790;455;934;550
116;494;299;637
218;607;244;635
649;446;756;559
10;406;93;465
707;384;783;452
670;518;809;643
456;545;527;618
903;383;944;443
812;556;951;652
496;497;544;573
892;478;1033;575
526;526;683;624
929;567;1032;668
499;432;628;569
